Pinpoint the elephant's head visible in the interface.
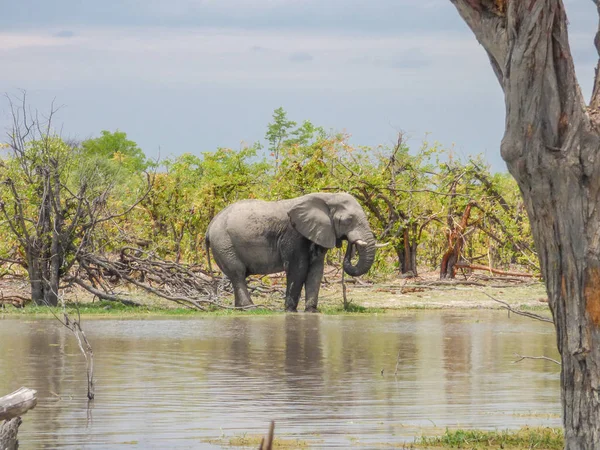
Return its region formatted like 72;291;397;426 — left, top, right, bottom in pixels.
288;193;376;277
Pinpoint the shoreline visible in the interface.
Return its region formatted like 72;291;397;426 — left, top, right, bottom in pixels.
0;273;550;318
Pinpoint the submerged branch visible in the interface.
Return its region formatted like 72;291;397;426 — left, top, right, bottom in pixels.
482;292;553;324
513;353;561;366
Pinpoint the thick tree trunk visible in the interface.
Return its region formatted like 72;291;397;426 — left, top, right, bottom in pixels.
449;1;600;447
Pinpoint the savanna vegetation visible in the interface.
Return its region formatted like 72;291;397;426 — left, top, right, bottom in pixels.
0;99;537;310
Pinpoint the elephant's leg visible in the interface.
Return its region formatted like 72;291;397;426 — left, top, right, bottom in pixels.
305;245;326;312
212;250;254;308
284;268;307;312
283;247;311;313
231;276;253;308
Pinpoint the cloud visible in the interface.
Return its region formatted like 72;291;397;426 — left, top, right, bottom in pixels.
53;30;75;38
289;51;313;63
250;45;269;53
0;27;488;93
0;0;465;35
386;49;430;69
350;48;430;70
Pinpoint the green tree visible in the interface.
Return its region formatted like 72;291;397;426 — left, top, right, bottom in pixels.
81;130;150;174
265;108;325;170
137;146;269;263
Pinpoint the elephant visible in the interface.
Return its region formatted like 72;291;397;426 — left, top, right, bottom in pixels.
205;192;377;312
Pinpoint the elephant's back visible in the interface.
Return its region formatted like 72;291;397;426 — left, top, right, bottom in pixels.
207;199;289;239
206;199;289;275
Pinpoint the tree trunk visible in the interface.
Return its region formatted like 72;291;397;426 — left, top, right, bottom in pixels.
440;202;473;279
27;243;45;306
449;1;600;447
48;160;62;307
410;223;418;276
396;226;418;276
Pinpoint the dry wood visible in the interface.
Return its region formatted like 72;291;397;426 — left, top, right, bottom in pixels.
0;293;30;308
482;292;553;324
70;249;281;310
513;353;561;366
455;263;538;278
0;387;37;421
0;387;36;449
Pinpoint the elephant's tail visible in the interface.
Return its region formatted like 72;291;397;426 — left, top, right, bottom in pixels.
204;233;217;297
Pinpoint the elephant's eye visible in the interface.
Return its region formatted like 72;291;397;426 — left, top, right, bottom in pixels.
339;215;352;227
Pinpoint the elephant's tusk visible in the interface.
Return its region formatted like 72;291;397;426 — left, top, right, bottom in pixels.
354;239;368;247
375;242;391;248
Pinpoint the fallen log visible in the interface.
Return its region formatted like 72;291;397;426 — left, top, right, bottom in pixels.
0;387;37;450
455;263;538;278
0;387;37;421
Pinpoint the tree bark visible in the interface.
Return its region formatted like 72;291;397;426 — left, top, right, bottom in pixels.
27;244;44;305
48;159;62;307
440;202;474;279
395;225;418;276
0;418;21;450
0;387;37;450
449;1;600;447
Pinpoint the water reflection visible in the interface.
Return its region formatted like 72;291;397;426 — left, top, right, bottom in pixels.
0;311;560;448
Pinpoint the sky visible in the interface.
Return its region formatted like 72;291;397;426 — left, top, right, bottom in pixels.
0;0;598;171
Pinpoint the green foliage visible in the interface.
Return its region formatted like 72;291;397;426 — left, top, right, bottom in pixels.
265;107;326;169
134;145;269;262
81;130;151;174
0;106;537;286
417;427;563;449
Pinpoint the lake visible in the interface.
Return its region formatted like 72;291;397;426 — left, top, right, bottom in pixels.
0;311;561;448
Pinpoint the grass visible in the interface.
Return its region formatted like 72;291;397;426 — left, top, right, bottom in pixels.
202;434;312;448
0;279;549;318
0;298;391;318
0;300;281;318
321;302;387;314
415;427;563;449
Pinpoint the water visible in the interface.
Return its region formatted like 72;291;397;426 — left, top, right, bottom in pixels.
0;311;561;448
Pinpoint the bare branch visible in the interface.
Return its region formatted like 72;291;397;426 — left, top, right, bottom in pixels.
482;291;553;323
67;277;142;307
513;353;561;366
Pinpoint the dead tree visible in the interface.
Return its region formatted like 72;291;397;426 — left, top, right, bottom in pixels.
1;94;151;306
449;1;600;447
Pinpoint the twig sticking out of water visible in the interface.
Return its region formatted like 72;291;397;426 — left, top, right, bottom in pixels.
44;292;95;400
513;353;561;366
258;421;275;450
481;291;553;323
342;270;349;311
394;348;402;377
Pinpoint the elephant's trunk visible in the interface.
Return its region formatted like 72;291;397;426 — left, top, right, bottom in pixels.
343;230;376;277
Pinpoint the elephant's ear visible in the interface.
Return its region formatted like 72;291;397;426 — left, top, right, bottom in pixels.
288;196;336;248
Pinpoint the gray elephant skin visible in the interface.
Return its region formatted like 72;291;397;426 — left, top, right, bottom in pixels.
205;192;376;312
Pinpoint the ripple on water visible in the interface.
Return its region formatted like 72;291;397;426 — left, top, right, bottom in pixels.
0;311;560;448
